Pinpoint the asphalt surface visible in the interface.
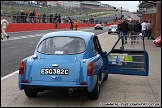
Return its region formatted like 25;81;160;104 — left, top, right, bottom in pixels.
1;28;161;107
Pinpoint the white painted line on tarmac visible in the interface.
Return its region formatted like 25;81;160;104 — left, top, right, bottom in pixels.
7;29;63;33
99;32;107;35
1;34;45;41
1;70;19;81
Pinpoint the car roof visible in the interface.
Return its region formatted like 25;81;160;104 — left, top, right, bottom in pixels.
40;31;95;42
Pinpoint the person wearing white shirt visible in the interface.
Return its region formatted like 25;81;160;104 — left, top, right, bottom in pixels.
1;17;9;40
141;21;147;40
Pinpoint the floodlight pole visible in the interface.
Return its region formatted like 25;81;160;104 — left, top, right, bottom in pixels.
121;7;122;19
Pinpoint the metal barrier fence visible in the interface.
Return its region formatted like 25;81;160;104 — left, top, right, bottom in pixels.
1;14;115;24
1;1;116;24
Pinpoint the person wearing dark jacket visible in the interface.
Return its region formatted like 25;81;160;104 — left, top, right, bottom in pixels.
120;18;129;44
49;14;53;23
29;11;34;23
134;20;142;43
20;10;25;23
128;20;136;45
42;13;46;23
58;14;61;23
69;18;73;30
117;20;122;38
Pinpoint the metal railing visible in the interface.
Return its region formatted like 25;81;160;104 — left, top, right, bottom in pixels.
1;14;115;24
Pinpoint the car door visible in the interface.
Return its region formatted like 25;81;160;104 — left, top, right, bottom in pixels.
107;36;149;76
93;36;108;79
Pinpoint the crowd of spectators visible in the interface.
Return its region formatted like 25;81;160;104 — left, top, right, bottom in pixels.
12;9;62;24
9;8;111;25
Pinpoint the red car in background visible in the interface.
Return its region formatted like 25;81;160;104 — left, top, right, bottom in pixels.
153;36;161;46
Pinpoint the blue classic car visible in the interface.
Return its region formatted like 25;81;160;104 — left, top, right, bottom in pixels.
18;31;149;99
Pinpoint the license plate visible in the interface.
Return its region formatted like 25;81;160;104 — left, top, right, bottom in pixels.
41;68;69;75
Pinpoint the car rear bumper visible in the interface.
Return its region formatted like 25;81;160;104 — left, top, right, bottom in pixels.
19;81;88;90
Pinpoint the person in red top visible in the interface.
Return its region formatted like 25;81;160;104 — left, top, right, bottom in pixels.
33;9;38;23
74;20;78;31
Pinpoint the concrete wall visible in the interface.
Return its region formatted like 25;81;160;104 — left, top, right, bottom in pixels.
4;23;115;32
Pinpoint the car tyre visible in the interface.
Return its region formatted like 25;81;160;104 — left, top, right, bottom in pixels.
24;87;38;97
103;73;108;81
88;74;100;100
108;32;110;34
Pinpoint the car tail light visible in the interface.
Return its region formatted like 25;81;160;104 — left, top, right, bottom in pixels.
22;79;28;83
19;60;24;75
87;62;92;76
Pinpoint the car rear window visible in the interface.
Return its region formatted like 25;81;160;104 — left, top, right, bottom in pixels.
37;36;86;55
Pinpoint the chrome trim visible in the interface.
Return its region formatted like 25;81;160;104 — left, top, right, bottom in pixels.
51;76;56;79
52;64;58;67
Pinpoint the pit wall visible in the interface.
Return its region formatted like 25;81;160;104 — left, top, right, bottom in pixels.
5;22;118;32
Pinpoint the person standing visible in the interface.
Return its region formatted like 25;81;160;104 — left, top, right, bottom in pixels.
12;14;17;23
24;9;28;23
74;20;78;31
49;14;53;23
117;20;122;38
29;11;34;23
58;14;61;23
42;13;46;23
20;10;25;23
1;17;9;40
55;18;59;28
127;19;131;37
54;14;58;23
146;20;152;39
69;18;73;30
33;9;37;23
128;20;136;45
141;21;147;40
134;20;142;43
120;18;129;44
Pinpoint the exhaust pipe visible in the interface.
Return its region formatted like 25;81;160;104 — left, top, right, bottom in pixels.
69;88;73;93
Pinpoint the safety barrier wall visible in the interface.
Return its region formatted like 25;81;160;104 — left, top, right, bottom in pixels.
5;22;116;32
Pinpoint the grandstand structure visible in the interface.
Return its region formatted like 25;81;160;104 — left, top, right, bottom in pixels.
37;1;114;9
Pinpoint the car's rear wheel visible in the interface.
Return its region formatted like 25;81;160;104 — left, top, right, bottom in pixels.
108;32;110;34
24;87;38;97
88;74;100;100
103;73;108;81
